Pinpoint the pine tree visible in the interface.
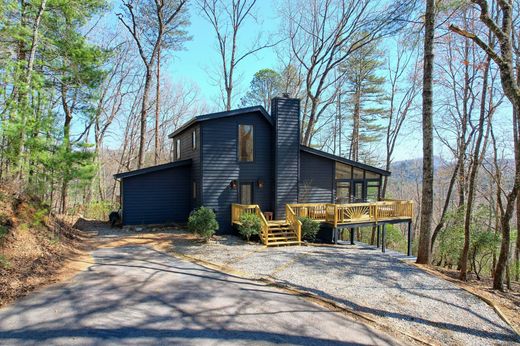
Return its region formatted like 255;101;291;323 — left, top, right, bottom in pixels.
341;39;387;162
240;69;282;112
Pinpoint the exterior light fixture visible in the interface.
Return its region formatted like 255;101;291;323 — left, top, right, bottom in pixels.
229;179;238;190
257;178;264;189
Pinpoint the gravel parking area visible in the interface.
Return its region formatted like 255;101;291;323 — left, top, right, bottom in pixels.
173;235;520;346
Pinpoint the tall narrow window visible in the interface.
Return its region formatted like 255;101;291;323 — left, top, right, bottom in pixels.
176;139;181;160
192;181;197;199
192;130;196;150
238;125;253;162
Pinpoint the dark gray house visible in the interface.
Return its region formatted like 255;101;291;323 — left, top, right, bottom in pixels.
114;96;394;236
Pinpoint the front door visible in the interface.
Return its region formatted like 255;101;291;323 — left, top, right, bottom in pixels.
239;182;253;205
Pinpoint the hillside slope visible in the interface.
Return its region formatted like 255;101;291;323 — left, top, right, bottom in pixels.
0;187;90;307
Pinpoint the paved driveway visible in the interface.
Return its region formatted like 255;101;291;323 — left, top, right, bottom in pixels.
0;246;399;345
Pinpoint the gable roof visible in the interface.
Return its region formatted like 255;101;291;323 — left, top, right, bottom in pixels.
168;106;272;138
114;159;192;179
300;146;391;176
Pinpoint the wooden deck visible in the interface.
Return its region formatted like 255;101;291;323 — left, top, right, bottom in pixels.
231;200;413;247
288;201;413;227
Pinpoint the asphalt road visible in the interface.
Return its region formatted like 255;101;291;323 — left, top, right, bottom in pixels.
0;246;400;345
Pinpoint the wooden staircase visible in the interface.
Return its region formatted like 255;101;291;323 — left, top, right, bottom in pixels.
266;220;300;246
231;204;302;247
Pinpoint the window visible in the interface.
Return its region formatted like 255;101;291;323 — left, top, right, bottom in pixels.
192;130;197;150
335;162;352;179
192;181;197;199
365;170;380;179
352;167;364;180
238;125;254;162
176;139;181;160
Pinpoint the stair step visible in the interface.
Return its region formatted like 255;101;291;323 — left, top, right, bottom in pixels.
266;240;301;247
267;232;296;237
267;236;298;241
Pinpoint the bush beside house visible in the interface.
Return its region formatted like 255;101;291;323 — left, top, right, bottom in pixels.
238;213;261;241
188;207;219;241
299;216;319;242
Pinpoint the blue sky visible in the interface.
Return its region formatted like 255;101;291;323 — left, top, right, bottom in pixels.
101;1;514;163
163;1;281;106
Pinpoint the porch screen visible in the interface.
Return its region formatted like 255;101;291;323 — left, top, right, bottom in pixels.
367;181;380;202
336;181;351;204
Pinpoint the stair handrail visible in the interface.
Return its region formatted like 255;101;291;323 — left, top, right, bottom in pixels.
285;204;302;244
231;203;270;244
254;205;270;245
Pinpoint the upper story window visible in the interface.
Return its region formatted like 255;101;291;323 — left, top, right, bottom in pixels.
238;124;253;162
192;130;197;150
176;138;181;160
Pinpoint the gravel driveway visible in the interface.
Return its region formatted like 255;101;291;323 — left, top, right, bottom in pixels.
174;236;520;345
0;245;399;345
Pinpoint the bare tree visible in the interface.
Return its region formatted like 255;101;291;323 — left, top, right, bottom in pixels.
117;0;189;168
283;0;415;146
383;41;421;196
450;0;520;290
198;0;278;111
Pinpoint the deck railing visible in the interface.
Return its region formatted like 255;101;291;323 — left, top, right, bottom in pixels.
231;203;270;244
292;200;414;228
285;204;302;244
288;203;327;221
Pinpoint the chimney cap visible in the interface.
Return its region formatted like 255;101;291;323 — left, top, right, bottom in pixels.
282;92;290;98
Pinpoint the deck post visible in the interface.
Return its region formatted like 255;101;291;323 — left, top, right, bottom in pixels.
381;224;386;253
350;227;355;245
407;221;412;256
333;227;337;244
376;225;380;248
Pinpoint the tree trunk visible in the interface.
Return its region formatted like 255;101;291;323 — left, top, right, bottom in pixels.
155;46;161;165
460;58;490;281
60;87;72;214
514;55;520;282
138;67;153;169
430;159;461;251
494;103;520;290
416;0;435;265
350;88;361;161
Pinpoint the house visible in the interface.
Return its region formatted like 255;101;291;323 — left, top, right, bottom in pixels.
114;96;413;251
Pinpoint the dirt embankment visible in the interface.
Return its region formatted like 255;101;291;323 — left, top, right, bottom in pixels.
0;187;93;307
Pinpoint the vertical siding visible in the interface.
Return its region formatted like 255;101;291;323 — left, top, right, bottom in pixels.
272;98;300;219
172;125;201;209
122;165;191;225
299;151;334;203
201;112;273;233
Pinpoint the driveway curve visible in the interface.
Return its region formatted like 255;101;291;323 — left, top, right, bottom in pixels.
0;246;400;345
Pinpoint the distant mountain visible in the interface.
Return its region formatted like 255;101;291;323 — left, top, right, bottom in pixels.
389;157;445;182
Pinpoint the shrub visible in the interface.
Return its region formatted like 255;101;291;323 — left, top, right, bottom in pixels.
0;255;10;269
238;213;261;241
298;217;319;242
0;225;7;241
188;206;219;241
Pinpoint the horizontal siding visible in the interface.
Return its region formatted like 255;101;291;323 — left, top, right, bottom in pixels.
273;98;300;219
171;125;201;209
122;165;191;225
299;150;334;203
201;112;273;232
